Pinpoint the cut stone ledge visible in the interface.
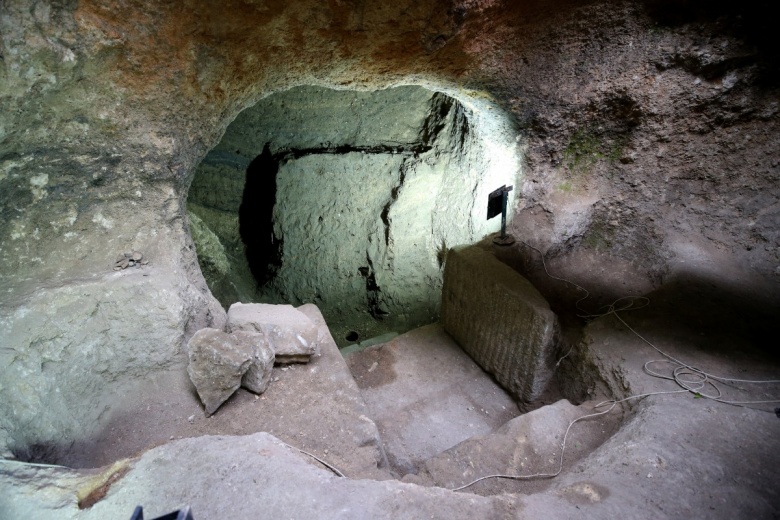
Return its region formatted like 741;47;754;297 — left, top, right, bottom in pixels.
440;245;560;405
226;302;319;363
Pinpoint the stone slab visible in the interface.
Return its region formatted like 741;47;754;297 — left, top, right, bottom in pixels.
227;303;319;363
345;324;519;475
407;399;613;495
441;245;559;405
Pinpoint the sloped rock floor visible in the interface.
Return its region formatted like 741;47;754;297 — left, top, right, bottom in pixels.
2;303;779;519
345;325;522;476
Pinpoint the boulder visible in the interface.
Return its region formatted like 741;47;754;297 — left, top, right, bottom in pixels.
237;331;275;394
227;303;319;363
186;328;254;415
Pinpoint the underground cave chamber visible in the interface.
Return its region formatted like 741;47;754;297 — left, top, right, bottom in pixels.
187;85;520;346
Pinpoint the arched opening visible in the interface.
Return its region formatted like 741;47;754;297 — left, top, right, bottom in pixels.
188;85;520;346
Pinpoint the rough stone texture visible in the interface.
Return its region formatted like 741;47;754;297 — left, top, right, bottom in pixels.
522;305;780;519
189;86;518;346
3;311;778;519
407;399;617;494
239;331;275;394
32;304;389;482
1;0;779;512
186;211;232;297
0;268;222;462
227;303;319;363
0;433;515;520
186;328;255;415
346;324;519;476
213;86;438;155
441;246;560;405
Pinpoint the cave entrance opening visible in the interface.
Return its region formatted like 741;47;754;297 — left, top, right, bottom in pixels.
188;85;519;347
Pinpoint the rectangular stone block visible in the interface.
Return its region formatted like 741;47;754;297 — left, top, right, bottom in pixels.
441;245;559;404
227;303;319;363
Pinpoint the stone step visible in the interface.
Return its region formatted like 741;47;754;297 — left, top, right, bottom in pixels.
345;324;520;476
404;398;618;495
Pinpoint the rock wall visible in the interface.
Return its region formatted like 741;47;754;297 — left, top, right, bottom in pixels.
1;0;778;456
189;86;519;345
490;1;780;313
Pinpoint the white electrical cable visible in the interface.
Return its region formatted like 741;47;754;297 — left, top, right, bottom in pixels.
513;238;592;315
450;390;687;492
591;297;780;407
5;236;776;493
515;238;780;407
281;441;346;478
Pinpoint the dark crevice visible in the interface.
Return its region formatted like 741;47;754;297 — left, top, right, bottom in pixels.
201;150;252;169
380;203;391;247
9;441;63;464
272;143;431;163
361;255;388;320
380;163;408;247
420;92;455;146
239;143;283;288
457;107;470;152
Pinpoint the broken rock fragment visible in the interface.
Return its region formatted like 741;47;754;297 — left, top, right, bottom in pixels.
227;303;319;363
187;328;255;415
237;331;275;394
113;251;147;270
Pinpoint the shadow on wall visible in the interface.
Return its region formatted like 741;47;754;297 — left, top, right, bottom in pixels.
486;237;780;358
643;0;780;85
239;143;283;288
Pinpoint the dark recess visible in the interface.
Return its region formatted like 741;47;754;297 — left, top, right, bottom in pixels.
643;0;780;85
359;263;389;319
239;144;283;287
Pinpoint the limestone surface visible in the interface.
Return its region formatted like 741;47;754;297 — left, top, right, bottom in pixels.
410;399;611;492
441;246;560;405
186;328;254;415
2;314;778;519
1;2;779;514
0;433;510;520
346;324;519;476
227;303;319;363
189;86;516;346
238;331;275;394
0;269;221;461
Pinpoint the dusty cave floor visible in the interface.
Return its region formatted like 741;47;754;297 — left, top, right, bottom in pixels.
51;315;614;491
3;304;780;519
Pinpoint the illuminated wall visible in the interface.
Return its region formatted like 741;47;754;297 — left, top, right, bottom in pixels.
188;86;520;345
